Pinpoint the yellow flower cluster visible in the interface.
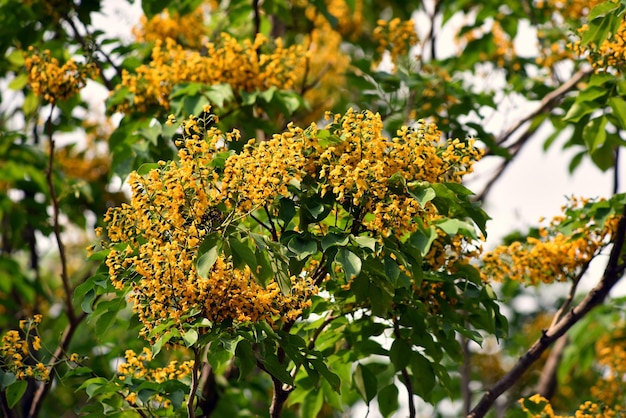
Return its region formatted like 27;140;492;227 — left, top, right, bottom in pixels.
322;111;480;236
481;198;618;285
223;109;481;237
520;394;622;417
118;347;195;384
114;34;307;113
101;110;316;339
117;347;194;407
534;0;602;69
0;315;50;381
24;47;99;104
373;18;419;67
132;6;209;49
572;18;626;72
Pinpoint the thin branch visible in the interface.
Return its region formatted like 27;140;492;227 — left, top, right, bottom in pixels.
0;392;15;418
252;0;261;41
535;335;568;399
393;318;416;418
468;205;626;418
476;68;592;201
494;68;591;150
44;106;75;326
27;312;88;418
461;336;472;416
187;348;202;418
250;212;279;242
263;205;280;242
614;146;620;194
549;261;589;330
63;15;117;91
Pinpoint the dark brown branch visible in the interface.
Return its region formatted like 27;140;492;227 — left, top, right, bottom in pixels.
476;68;592;201
63;15;117;91
614;146;620;195
468;205;626;418
461;336;472;416
494;68;591;150
0;392;15;418
252;0;261;40
393;318;416;418
187;348;202;418
27;312;87;418
44;107;75;326
535;335;568;399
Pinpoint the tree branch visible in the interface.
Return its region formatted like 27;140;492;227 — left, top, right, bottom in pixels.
534;335;568;399
468;205;626;418
476;68;592;201
393;318;416;418
187;348;202;418
44;106;75;326
27;312;87;418
63;15;118;91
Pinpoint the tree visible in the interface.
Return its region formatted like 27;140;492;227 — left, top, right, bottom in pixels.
0;0;624;417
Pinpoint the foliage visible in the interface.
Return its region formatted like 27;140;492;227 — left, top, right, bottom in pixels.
0;0;625;417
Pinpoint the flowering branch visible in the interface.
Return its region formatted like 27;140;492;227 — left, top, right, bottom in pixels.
44;106;75;326
468;205;626;418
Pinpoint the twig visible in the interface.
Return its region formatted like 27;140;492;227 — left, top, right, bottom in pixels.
494;68;591;150
63;15;117;91
187;348;202;418
392;318;416;418
27;312;87;418
252;0;261;41
535;335;568;399
476;68;592;201
614;146;620;194
44;106;75;326
461;336;472;416
468;205;626;417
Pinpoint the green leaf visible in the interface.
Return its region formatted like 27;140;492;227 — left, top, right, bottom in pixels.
378;384;400;418
353;363;378;404
228;236;257;271
183;329;198;347
609;97;626;129
287;234;318;260
564;101;596;122
408;183;436;207
384;256;400;286
582;115;608;153
260;354;294;385
300;387;324;418
8;73;27;90
0;370;16;389
588;0;620;20
352;235;377;252
409;226;437;256
235;339;257;379
206;83;235;108
321;233;349;251
410;353;435;399
136;162;159;176
195;232;222;279
389;338;412;370
335;248;362;279
6;380;27;408
581;13;615;46
308;358;341;392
